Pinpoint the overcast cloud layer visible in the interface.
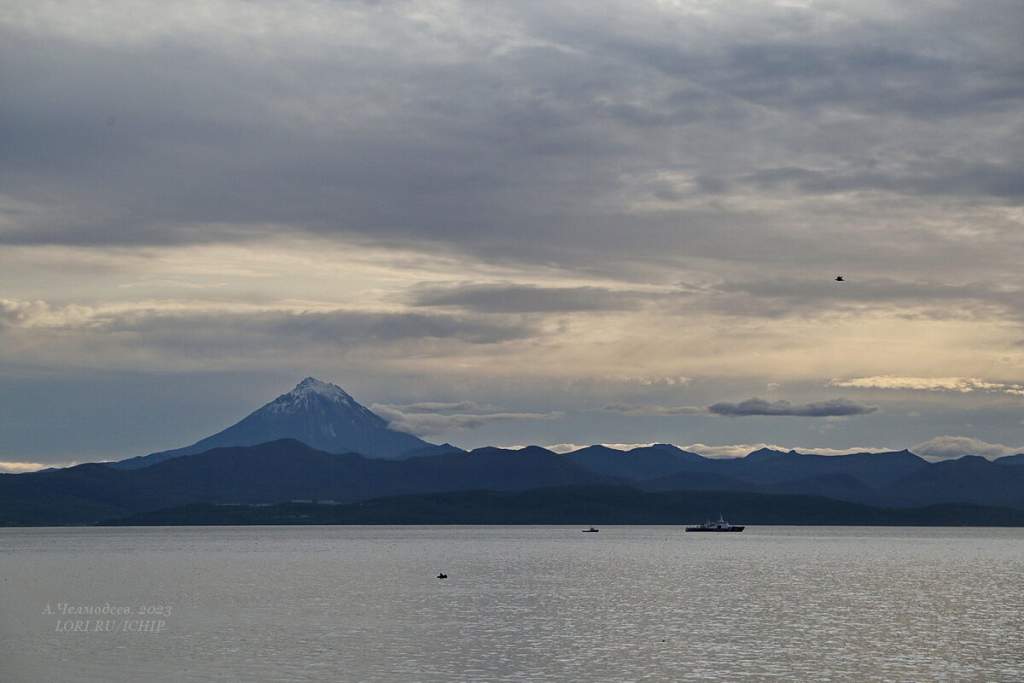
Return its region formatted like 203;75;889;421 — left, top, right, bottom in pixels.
2;1;1023;466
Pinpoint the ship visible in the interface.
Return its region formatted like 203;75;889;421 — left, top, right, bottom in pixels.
685;514;744;532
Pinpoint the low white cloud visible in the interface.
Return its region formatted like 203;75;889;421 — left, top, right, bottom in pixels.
683;443;892;459
542;443;587;454
541;442;662;454
387;401;493;414
603;403;703;416
373;403;562;437
832;376;1024;396
911;435;1023;461
612;376;692;387
0;299;99;329
684;443;789;458
0;460;76;473
545;442;892;458
599;442;659;452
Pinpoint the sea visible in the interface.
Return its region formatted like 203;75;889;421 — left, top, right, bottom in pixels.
1;525;1022;682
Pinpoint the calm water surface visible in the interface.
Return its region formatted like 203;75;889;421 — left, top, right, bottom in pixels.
1;526;1022;682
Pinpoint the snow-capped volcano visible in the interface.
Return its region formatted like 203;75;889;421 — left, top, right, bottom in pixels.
266;377;364;415
115;377;432;468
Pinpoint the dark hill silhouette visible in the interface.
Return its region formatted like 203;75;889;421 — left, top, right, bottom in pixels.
637;470;754;493
0;440;610;525
742;447;790;462
564;445;931;504
565;443;710;480
761;473;881;503
881;455;1024;509
714;449;930;490
6;440;1024;526
102;487;1024;527
640;470;881;504
401;443;466;459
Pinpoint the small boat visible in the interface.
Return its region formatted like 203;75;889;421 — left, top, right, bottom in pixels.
581;527;599;533
437;573;448;579
685;514;744;532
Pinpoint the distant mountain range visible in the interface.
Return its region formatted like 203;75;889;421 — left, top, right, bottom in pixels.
3;377;1024;526
4;438;1024;526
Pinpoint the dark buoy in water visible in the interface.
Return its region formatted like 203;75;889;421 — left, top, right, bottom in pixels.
437;573;448;579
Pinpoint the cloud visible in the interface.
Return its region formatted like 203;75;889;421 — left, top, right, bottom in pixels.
737;163;1024;202
3;0;1022;267
0;299;99;329
683;443;892;459
111;309;534;346
703;278;1024;322
386;401;491;414
603;403;703;416
543;442;893;458
372;402;562;437
542;443;588;454
0;299;37;326
0;298;535;350
832;376;1024;396
0;460;75;473
612;376;692;387
411;283;663;313
546;442;893;458
708;397;877;418
911;435;1023;461
3;0;1024;461
538;443;664;453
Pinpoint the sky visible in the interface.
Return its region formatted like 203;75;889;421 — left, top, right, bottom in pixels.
2;0;1024;470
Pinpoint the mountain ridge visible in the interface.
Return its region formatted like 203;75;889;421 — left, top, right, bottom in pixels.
6;438;1024;525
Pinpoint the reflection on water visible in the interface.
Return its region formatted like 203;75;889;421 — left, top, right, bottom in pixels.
2;526;1023;681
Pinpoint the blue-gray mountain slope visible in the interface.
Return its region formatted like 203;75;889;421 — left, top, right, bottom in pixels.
115;378;431;469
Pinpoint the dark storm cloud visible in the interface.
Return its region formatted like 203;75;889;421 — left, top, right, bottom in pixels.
708;398;877;418
708;44;1022;119
0;28;628;251
738;163;1024;202
525;7;1024;144
2;0;1022;274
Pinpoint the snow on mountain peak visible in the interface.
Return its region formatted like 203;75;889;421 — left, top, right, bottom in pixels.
293;377;353;399
295;376;342;393
264;377;358;413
